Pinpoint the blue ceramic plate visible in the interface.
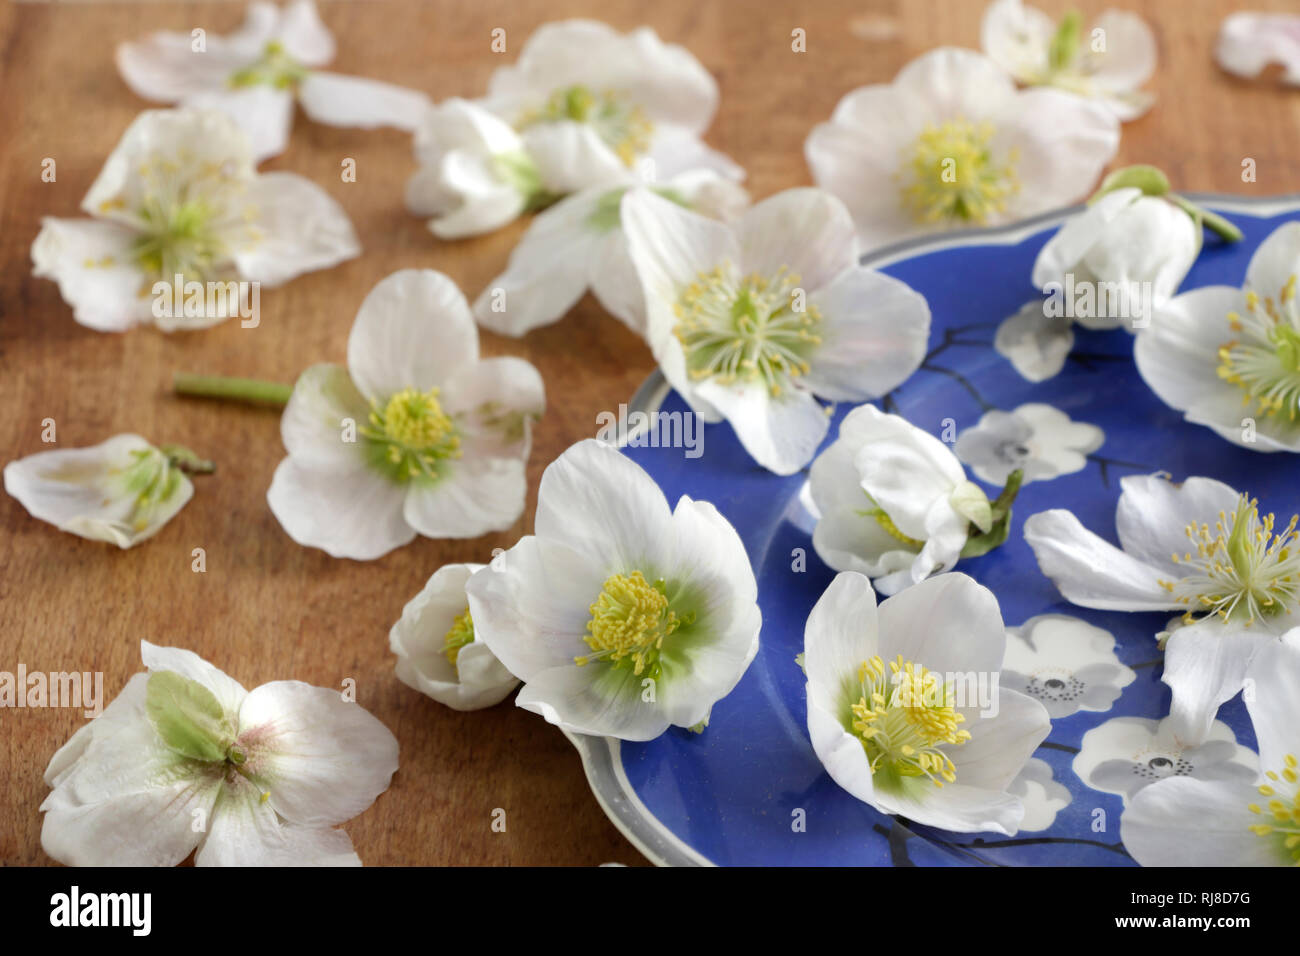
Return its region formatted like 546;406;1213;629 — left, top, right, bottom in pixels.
567;195;1300;866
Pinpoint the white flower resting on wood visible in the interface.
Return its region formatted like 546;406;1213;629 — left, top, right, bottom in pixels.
406;19;741;238
116;0;432;162
4;435;209;548
955;403;1104;486
41;641;398;866
473;170;750;338
1121;632;1300;866
32;109;359;333
390;563;519;711
804;47;1119;251
465;439;761;741
267;269;545;560
1024;474;1300;743
804;571;1051;834
1135;222;1300;453
809;405;1021;595
981;0;1157;120
621;187;931;475
1216;12;1300;86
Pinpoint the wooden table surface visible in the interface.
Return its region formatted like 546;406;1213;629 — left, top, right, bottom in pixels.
2;0;1298;867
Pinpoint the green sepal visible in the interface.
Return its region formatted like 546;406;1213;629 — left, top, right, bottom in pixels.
1047;10;1083;74
960;469;1023;559
949;480;994;534
1089;164;1170;202
145;671;236;763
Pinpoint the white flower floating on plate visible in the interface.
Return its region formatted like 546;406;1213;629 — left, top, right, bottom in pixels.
1074;714;1257;805
116;0;431;162
4;435;210;549
1135;221;1300;452
406;19;740;237
41;641;398;866
808;404;1021;595
465;439;761;741
267;269;545;560
1122;632;1300;866
32;109;359;333
390;562;519;711
1001;613;1135;718
954;403;1103;486
473;170;749;338
1024;473;1300;742
1215;12;1300;86
803;571;1051;834
622;187;931;475
804;47;1119;250
981;0;1157;119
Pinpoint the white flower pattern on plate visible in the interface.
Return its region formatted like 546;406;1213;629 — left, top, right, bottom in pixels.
955;403;1103;486
1002;614;1136;718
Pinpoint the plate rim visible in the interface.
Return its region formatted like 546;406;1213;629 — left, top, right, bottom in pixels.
565;191;1300;868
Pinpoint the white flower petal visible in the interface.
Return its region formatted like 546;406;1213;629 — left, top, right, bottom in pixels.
1162;621;1272;745
274;0;336;66
402;455;527;538
980;0;1054;83
1122;776;1287;866
279;363;370;471
522;121;627;195
298;71;432;131
1245;220;1300;296
1245;630;1300;771
234;172;360;286
1114;474;1240;573
877;572;1006;675
739;188;858;293
266;458;414;560
185;86;295;163
851;406;965;539
803;571;880;714
693;381;829;476
894;46;1019;116
31;218;153;332
947;687;1050;793
515;660;668;740
440;355;545;460
196;774;360;867
1216;13;1300;85
875;780;1025;835
1031;187;1141;290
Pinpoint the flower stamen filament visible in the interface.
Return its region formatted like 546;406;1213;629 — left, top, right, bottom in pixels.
1247;754;1300;864
900;119;1020;225
577;571;689;678
360;387;463;484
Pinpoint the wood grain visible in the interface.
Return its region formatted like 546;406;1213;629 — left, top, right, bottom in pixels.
2;0;1298;866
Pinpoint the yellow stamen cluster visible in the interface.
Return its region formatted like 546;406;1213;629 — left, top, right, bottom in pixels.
228;41;309;90
1217;276;1300;419
1247;753;1300;864
851;655;971;788
442;607;476;669
518;85;653;167
673;262;823;397
1157;494;1300;625
900;119;1020;225
362;387;462;483
576;571;683;677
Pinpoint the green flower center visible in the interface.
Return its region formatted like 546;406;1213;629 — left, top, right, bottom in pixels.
1218;277;1300;420
361;387;463;483
576;571;688;678
112;448;186;533
1248;753;1300;863
132;198;228;283
1158;494;1300;625
673;262;823;397
851;655;970;789
519;85;653;167
900;119;1020;225
442;607;476;670
229;41;309;89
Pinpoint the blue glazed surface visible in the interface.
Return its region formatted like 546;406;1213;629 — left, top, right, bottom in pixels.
615;204;1298;866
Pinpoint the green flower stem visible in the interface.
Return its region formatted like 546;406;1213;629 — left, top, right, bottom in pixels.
173;373;292;407
1168;195;1245;243
161;444;216;475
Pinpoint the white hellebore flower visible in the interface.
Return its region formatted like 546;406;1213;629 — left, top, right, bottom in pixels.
5;435;206;548
809;404;1020;596
473;170;749;337
1216;12;1300;86
465;439;761;741
1123;632;1300;866
1135;222;1300;452
32;109;359;333
981;0;1157;120
116;0;432;162
622;187;931;475
955;402;1104;486
804;571;1051;834
389;562;519;711
267;269;545;560
805;47;1119;250
1024;474;1300;743
41;641;398;866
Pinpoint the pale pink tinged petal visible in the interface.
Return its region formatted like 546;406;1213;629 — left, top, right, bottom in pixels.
237;680;398;828
140;641;249;715
1245;631;1300;771
803;268;930;401
279;363;370;471
185;86;295;163
803;571;880;714
693;380;829;476
266;458;414;560
998;90;1119;217
533;438;675;574
346;269;479;400
274;0;337;66
31;218;152;332
1123;777;1287;866
402;455;528;539
948;688;1050;793
1216;13;1300;85
1114;474;1241;574
739;188;859;292
877;572;1007;676
1022;509;1178;611
196;775;360;866
1245;220;1300;296
234;172;360;286
1163;622;1271;745
297;72;432;131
